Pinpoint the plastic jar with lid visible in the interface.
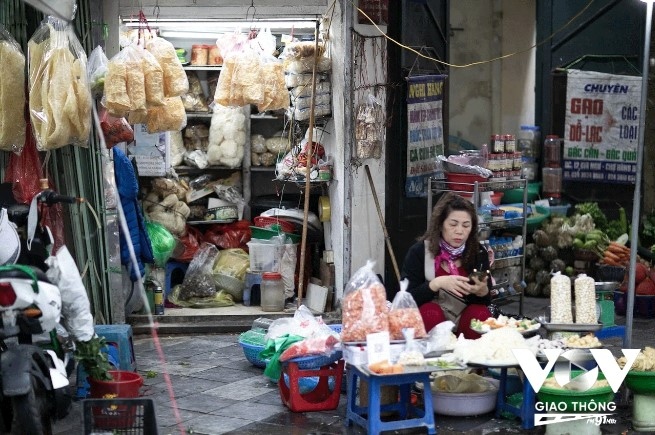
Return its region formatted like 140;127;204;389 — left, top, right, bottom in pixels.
518;125;541;159
261;272;285;312
491;134;505;153
542;167;563;197
191;44;208;65
544;135;563;167
504;134;516;153
207;45;223;65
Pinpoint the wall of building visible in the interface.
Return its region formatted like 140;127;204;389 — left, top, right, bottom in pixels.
449;0;535;151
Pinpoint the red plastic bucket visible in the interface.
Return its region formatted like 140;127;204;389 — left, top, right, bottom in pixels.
88;370;143;429
88;370;143;399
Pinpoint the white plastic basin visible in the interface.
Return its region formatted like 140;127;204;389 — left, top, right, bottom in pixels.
431;378;499;416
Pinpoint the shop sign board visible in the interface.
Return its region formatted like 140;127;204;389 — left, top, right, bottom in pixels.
358;0;388;25
405;75;445;198
563;69;641;184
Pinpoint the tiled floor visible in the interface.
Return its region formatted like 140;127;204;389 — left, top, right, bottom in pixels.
55;297;650;434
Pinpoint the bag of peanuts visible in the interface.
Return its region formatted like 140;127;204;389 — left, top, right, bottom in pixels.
341;260;389;342
389;279;427;340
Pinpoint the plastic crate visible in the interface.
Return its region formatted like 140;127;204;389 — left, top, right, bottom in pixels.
83;398;157;434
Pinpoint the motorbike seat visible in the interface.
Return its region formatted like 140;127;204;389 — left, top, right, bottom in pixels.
0;266;51;283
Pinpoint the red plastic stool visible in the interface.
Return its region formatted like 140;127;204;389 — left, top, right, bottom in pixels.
278;359;344;412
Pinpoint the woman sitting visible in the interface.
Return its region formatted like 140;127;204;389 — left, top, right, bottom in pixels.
401;192;492;339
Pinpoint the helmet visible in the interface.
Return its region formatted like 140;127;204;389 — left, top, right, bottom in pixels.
0;208;20;265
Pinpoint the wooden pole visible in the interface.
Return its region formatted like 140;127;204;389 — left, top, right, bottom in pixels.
297;20;321;308
365;164;401;282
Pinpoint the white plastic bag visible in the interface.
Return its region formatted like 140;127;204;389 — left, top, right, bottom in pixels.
45;246;94;342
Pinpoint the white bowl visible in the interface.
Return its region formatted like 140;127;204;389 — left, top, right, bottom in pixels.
431;378;499;416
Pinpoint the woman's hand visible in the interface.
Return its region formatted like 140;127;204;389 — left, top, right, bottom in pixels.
429;275;475;298
468;275;489;297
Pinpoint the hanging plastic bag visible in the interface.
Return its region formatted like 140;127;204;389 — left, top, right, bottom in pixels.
389;278;427;340
252;28;276;56
87;45;109;97
257;55;289;112
0;25;26;152
28;16;92;150
4;123;41;204
145;36;189;97
340;260;389;342
146;96;187;133
355;93;384;159
178;243;218;300
99;105;134;148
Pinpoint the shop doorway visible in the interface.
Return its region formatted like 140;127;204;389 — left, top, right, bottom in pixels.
384;0;449;298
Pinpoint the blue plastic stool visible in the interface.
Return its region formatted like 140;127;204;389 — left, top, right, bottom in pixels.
76;324;137;399
164;260;189;298
494;366;536;429
345;364;436;434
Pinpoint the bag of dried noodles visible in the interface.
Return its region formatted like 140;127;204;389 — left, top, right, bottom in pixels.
0;25;26;152
28;16;92;150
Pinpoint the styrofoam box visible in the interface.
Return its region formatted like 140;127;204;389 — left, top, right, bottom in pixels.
247;241;283;272
343;343;406;366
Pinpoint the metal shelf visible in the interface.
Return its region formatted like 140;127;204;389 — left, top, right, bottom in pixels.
186;112;213;119
427;175;528;315
250;166;276;172
183;65;223;71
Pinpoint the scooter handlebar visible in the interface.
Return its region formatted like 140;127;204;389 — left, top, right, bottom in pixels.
39;190;78;205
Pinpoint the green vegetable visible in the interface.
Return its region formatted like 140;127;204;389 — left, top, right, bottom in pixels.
565;266;575;276
583;240;598;249
575;202;608;230
585;233;604;242
572;238;584;249
619;207;627;234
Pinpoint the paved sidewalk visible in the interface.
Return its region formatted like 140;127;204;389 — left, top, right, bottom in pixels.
54;297;652;434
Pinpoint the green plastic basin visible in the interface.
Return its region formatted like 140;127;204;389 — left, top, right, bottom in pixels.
501;182;541;204
625;371;655;395
537;371;614;413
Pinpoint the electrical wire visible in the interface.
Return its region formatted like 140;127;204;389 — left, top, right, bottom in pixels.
353;0;596;69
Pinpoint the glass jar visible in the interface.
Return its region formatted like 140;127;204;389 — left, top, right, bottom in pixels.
491;134;505;153
261;272;285;312
504;134;516;153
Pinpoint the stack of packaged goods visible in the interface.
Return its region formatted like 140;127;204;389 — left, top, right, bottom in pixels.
283;41;332;121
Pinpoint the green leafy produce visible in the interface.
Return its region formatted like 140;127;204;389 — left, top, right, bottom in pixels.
533;229;551;247
525;282;541;297
575;202;608;230
529;256;546;271
74;336;113;381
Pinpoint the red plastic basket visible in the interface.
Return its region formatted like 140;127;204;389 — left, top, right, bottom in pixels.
445;172;489;192
253;216;295;233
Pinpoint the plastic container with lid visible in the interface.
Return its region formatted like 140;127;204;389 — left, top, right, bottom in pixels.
261;272;285;312
542;167;563;197
518;125;541;159
544;135;563;167
191;44;209;65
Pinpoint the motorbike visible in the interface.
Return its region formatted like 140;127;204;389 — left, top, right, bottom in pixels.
0;185;77;434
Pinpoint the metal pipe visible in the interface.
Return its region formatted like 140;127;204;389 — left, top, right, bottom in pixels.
625;0;652;348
